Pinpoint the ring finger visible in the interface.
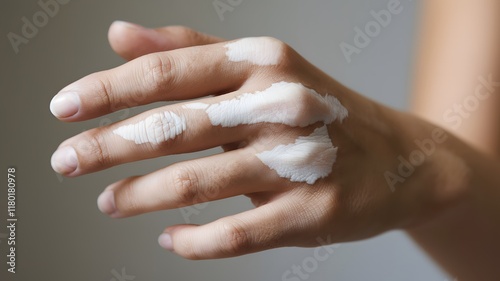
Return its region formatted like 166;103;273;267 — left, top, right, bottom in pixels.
97;148;280;218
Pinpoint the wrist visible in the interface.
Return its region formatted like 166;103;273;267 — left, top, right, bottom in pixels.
392;114;476;229
326;85;476;231
348;98;475;229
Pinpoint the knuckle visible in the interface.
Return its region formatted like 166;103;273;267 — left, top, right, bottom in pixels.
270;83;316;126
172;165;200;205
137;111;185;151
141;54;176;95
219;218;251;256
256;36;294;66
87;73;114;113
116;181;140;213
79;131;112;168
291;86;316;112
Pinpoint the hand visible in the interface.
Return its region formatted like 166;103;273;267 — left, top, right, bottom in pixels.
50;21;467;259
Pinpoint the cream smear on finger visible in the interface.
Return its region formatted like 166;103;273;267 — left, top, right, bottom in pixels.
113;111;186;145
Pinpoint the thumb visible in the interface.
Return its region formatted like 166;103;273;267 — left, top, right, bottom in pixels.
108;21;225;61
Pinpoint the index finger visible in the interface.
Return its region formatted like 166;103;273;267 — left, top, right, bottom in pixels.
49;37;287;121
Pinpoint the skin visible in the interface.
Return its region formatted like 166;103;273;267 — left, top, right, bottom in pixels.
409;0;500;280
50;20;500;278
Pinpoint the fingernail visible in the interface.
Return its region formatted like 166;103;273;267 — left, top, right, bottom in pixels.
97;190;117;217
50;92;80;118
113;20;145;30
158;233;173;251
51;146;78;175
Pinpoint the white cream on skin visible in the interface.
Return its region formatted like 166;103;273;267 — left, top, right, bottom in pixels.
256;126;337;184
182;82;348;127
225;37;283;66
182;103;209;110
182;81;348;185
113;111;186;144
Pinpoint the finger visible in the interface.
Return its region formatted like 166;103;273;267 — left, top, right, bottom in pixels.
97;148;277;218
157;198;301;259
108;21;224;61
49;36;267;121
50;91;258;176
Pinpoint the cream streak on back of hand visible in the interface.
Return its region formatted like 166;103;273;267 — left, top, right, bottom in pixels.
183;82;348;127
256;126;337;184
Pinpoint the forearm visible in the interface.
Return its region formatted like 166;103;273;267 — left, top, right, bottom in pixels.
408;0;500;279
411;0;500;156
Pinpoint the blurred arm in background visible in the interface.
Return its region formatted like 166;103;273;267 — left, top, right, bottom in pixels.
410;0;500;279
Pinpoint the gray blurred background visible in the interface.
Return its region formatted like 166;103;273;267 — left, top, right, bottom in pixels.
1;0;452;280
